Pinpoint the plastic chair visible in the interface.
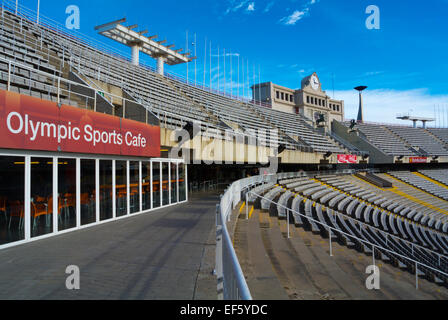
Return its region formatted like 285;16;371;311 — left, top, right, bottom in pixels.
0;197;7;222
8;201;24;230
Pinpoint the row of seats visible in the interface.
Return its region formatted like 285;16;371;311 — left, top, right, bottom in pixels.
320;173;448;231
166;77;299;149
428;128;448;146
389;171;448;201
249;103;347;153
343;122;417;156
0;8;357;154
0;13;93;109
419;169;448;186
0;10;223;135
387;126;448;156
342;121;448;157
248;174;448;285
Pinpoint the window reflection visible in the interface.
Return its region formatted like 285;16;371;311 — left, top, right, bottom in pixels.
100;160;113;221
130;161;139;214
142;162;151;211
0;155;186;248
81;159;96;225
0;157;25;244
115;160;127;217
152;162;161;208
162;162;169;206
58;159;77;231
171;163;178;204
31;158;53;238
179;163;186;202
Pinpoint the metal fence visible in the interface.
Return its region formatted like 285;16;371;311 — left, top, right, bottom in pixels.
246;189;448;290
189;180;219;193
216;175;266;299
217;171;448;298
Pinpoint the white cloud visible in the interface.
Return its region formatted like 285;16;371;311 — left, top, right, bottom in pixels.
247;2;255;11
331;88;448;126
279;0;319;25
280;10;306;25
224;0;249;15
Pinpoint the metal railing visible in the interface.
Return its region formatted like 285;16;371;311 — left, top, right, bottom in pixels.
189;180;219;193
216;174;277;299
0;3;366;157
217;170;448;298
327;131;369;157
246;187;448;289
0;56;161;124
0;1;274;112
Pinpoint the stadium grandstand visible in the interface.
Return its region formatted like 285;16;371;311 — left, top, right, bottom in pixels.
1;0;448;302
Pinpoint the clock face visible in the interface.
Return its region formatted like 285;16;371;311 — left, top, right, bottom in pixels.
310;75;319;90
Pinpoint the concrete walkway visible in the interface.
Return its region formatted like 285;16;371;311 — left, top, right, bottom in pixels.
234;207;448;300
0;193;218;300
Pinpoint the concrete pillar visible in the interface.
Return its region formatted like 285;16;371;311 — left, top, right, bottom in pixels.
413;120;417;128
131;45;140;66
157;56;166;75
422;121;427;129
357;91;364;123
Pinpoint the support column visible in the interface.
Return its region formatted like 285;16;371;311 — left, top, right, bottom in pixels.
131;45;140;66
157;56;166;75
413;120;417;128
357;91;364;123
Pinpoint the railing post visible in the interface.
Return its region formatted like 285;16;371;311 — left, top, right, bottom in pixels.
245;192;248;220
94;90;98;112
57;77;60;104
287;208;290;239
372;245;375;268
329;226;333;257
415;262;419;290
7;61;11;91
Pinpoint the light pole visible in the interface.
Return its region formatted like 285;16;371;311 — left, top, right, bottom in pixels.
354;86;367;123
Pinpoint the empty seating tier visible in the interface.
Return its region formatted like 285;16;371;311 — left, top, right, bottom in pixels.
245;172;448;286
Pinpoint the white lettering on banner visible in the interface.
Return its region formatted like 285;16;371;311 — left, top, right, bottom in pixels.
5;111;147;149
125;132;146;147
6;112;23;134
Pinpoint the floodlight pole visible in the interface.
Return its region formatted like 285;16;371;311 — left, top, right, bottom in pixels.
355;86;368;123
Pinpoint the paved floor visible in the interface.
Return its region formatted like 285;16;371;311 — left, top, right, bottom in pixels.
0;193;218;300
235;206;448;300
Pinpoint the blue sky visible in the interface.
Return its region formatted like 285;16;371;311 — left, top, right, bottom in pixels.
11;0;448;125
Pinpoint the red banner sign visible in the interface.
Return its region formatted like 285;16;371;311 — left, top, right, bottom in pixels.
0;90;160;157
337;154;358;164
409;157;427;163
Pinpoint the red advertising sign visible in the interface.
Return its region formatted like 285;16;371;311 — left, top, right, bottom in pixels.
409;157;427;163
337;154;358;164
0;90;160;157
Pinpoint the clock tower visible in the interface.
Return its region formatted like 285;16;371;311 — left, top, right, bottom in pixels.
251;72;345;132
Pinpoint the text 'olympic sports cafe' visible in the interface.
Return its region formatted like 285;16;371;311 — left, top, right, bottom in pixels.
0;89;187;250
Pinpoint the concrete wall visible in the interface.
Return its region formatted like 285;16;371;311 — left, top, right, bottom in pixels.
332;121;394;164
161;127;326;165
